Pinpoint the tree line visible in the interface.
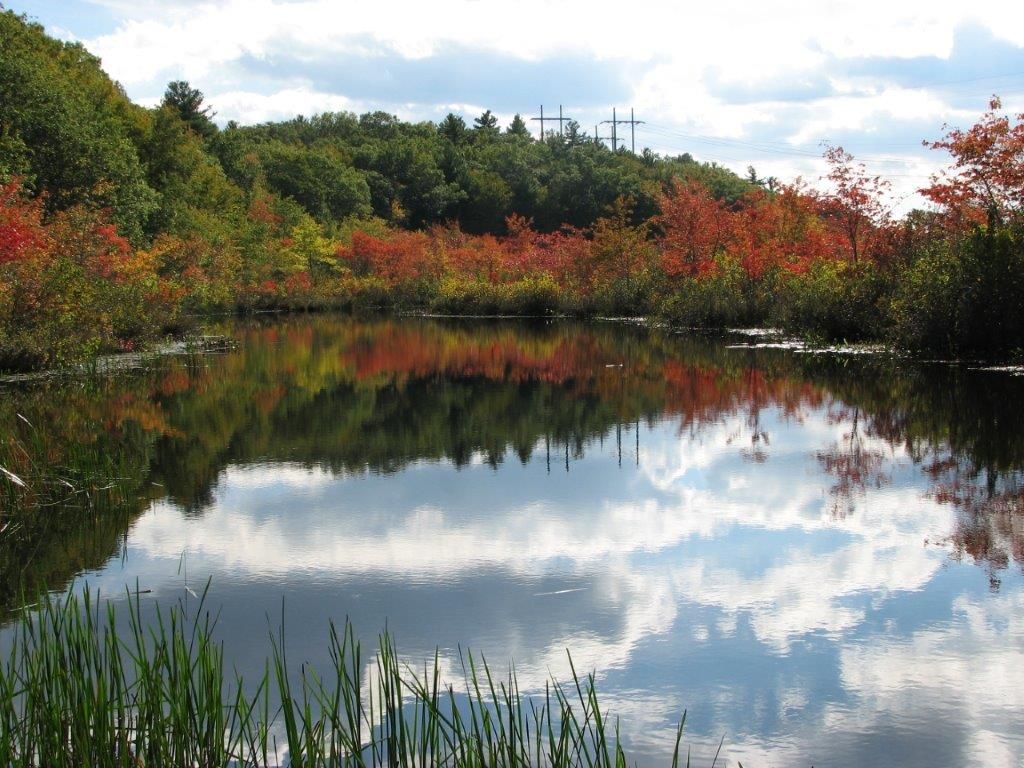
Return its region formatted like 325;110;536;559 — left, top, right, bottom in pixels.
1;9;1023;368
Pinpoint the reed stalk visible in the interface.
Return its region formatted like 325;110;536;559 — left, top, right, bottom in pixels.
0;586;701;767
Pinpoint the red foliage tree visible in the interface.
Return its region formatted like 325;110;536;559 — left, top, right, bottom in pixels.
340;230;436;286
535;226;591;291
445;234;505;282
48;205;134;281
734;183;842;276
500;214;542;280
0;180;48;264
922;96;1024;230
820;145;890;264
657;179;734;278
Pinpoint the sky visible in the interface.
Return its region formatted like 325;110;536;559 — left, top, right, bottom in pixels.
9;0;1024;210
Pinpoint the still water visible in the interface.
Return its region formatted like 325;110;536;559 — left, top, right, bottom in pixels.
2;316;1023;766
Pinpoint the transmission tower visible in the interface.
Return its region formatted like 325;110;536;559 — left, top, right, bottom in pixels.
531;105;572;140
601;108;644;153
593;124;614;148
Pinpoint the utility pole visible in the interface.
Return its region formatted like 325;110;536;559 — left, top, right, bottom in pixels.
601;107;644;153
531;105;572;140
532;105;546;140
601;107;618;151
594;124;614;148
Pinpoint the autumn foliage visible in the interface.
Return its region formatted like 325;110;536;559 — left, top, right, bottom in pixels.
3;92;1024;367
922;97;1024;229
0;181;47;265
0;180;181;365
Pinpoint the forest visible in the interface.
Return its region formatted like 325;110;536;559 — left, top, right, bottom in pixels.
2;9;1023;369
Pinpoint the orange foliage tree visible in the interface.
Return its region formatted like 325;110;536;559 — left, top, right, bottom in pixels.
340;230;438;287
820;145;891;264
656;179;734;278
732;185;835;278
922;96;1024;230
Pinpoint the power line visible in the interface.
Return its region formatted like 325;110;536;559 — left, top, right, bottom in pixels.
641;74;1024;163
639;132;936;187
644;123;822;158
885;69;1024;91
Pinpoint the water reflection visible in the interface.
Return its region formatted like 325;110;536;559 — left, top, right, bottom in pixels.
2;316;1024;766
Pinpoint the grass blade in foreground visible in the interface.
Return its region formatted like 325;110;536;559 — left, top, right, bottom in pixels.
0;587;701;767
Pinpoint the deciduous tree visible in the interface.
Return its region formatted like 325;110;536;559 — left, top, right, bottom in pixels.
657;179;734;278
922;96;1024;230
820;145;890;263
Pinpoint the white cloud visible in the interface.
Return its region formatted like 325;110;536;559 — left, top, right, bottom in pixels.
832;590;1024;768
212;87;360;124
5;0;998;210
120;413;954;655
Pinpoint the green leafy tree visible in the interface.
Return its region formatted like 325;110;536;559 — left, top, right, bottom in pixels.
356;135;464;226
460;169;513;233
565;120;584;146
0;11;157;243
259;142;371;222
359;111;402;140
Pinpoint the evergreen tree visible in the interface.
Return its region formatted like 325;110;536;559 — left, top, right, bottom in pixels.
507;114;531;139
438;113;468;145
162;80;218;139
473;110;499;135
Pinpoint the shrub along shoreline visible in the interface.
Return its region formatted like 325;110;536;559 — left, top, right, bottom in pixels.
4;177;1019;372
3;189;1022;372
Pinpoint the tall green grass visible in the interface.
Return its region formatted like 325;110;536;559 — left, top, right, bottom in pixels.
0;587;701;767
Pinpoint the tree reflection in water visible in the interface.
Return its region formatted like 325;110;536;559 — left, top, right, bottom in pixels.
2;316;1023;611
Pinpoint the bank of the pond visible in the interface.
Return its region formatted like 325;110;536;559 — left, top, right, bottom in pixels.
0;587;695;768
5;221;1024;373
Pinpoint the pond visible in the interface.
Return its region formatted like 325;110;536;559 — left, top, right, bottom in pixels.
1;316;1023;766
